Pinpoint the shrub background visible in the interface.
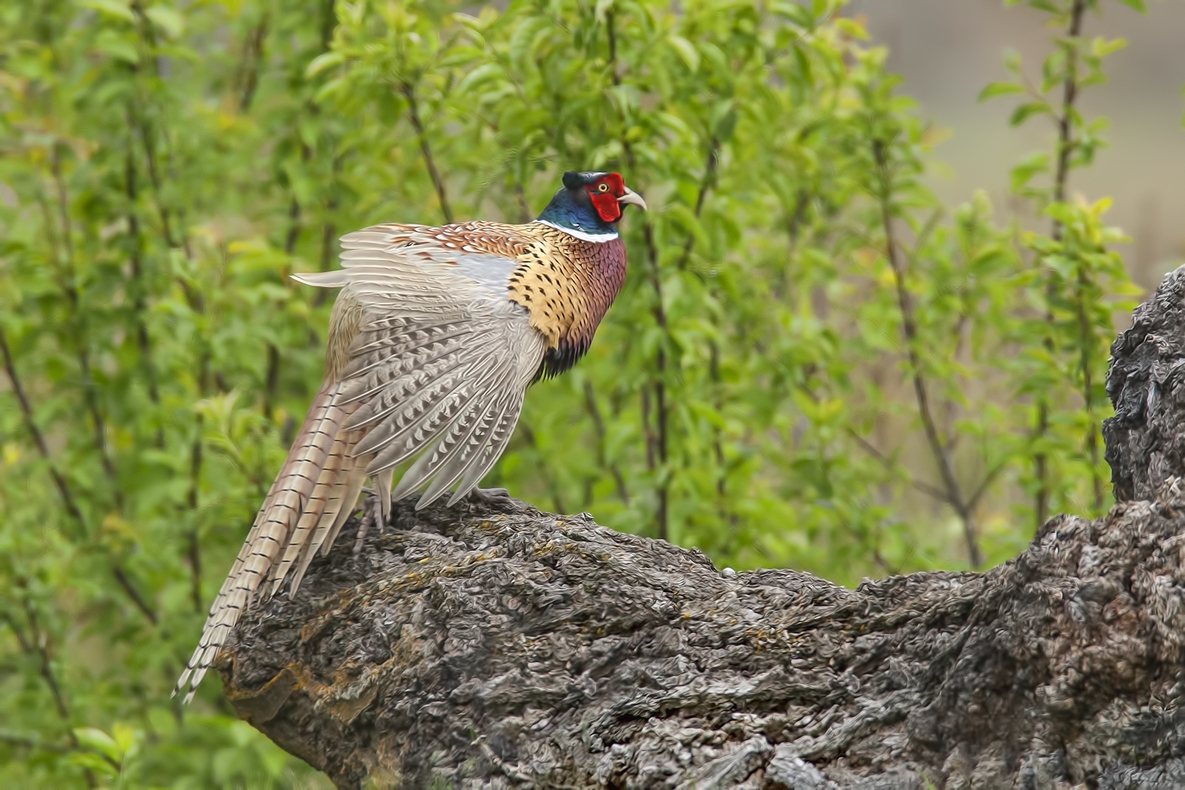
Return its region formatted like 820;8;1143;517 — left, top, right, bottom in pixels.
0;0;1160;785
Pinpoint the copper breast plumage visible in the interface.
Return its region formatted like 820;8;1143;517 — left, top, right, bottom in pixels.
507;225;628;377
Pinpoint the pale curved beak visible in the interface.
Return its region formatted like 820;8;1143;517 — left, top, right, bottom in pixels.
618;186;647;211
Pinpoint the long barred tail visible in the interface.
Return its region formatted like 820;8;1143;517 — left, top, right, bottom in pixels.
174;382;365;702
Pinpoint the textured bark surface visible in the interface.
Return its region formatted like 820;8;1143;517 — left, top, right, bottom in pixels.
1104;264;1185;502
221;265;1185;789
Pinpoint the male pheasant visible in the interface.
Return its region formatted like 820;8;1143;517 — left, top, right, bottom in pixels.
175;170;645;701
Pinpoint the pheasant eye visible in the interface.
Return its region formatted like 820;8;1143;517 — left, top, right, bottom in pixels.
597;183;609;192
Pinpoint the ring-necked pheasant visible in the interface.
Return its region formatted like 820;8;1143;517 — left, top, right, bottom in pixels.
175;170;645;701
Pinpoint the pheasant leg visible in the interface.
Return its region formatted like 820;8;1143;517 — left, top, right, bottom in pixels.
353;487;387;553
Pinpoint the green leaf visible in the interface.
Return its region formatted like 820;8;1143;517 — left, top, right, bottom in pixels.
668;35;700;73
508;15;550;73
74;727;120;765
1009;152;1049;193
710;99;737;142
456;62;503;94
715;109;738;143
1091;36;1128;57
94;29;139;64
145;5;185;38
835;18;868;40
977;81;1025;101
1003;47;1022;74
305;50;344;78
1009;101;1050;127
78;0;135;23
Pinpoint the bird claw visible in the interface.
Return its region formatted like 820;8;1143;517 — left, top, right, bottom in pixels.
465;487;515;512
353;489;387;554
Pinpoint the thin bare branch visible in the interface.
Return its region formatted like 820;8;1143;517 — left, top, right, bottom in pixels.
513;181;533;224
609;10;668;540
873;139;982;568
124;130;163;448
708;343;740;533
49;146;122;509
675;136;720;272
237;14;269;112
183;353;211;615
264;192;304;421
18;583;70;724
111;564;158;625
851;431;955;506
583;381;631;506
1;325;156;623
796;381;954;506
967;459;1009;512
314;153;343;306
773;188;810;301
519;424;567;515
401;82;453;224
1076;270;1105;512
1035;0;1088;529
0;326;86;534
1;611;33;654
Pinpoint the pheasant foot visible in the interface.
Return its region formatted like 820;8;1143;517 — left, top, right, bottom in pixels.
464;486;515;512
353;488;387;553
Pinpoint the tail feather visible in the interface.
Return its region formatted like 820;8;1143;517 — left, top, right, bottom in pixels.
289;440;367;594
174;383;361;702
269;429;348;594
313;463;370;561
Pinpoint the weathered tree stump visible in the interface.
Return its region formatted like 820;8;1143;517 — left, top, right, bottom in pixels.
221;265;1185;789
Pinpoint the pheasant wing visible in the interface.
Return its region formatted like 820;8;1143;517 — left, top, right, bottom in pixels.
294;222;545;510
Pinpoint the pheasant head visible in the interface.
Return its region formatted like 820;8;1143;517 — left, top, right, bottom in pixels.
535;171;647;240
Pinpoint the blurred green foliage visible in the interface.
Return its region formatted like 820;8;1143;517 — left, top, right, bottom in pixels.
0;0;1144;785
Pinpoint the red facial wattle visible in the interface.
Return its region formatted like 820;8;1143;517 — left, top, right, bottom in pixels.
586;173;626;223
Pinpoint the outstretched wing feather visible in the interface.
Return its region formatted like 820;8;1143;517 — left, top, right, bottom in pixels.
334;229;545;504
391;348;510;504
420;378;517;507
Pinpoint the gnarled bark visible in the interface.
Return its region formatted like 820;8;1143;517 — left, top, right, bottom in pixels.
1104;264;1185;502
221;265;1185;789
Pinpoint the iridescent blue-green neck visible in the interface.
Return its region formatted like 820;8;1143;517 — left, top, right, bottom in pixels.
535;186;618;240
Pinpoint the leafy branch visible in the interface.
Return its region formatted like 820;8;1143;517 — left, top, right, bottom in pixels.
873;138;983;568
983;0;1137;526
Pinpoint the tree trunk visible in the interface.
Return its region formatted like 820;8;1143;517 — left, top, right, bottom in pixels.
221;266;1185;789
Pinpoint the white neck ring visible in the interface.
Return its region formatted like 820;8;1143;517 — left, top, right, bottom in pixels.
533;219;618;243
